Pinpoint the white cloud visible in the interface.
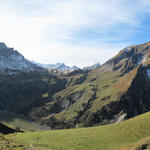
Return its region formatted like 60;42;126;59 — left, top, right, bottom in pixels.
32;42;121;67
0;0;149;67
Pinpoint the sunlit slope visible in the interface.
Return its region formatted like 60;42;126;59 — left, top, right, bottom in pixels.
30;41;150;129
31;67;138;128
0;133;27;150
10;111;150;150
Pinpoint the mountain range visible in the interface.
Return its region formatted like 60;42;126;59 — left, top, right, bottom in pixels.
0;41;150;127
29;41;150;129
1;41;150;149
32;61;100;72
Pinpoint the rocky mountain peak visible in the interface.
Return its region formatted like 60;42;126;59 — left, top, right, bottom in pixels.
0;42;43;74
99;41;150;74
0;43;22;58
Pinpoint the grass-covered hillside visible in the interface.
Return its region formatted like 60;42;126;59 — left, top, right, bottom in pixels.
29;41;150;129
30;65;138;128
6;111;150;150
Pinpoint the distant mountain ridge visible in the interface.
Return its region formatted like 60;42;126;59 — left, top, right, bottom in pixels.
0;42;101;74
31;61;80;72
32;61;101;72
83;62;101;70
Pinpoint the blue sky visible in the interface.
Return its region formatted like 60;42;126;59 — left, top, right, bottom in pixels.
0;0;150;67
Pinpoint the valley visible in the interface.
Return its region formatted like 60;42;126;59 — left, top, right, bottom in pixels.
1;41;150;149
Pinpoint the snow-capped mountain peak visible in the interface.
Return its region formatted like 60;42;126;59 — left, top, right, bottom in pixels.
32;61;80;72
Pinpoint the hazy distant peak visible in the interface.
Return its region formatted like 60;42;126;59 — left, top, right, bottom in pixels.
83;62;101;70
32;61;80;72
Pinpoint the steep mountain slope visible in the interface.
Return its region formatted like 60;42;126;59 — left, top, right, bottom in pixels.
28;41;150;129
99;43;149;74
0;69;88;116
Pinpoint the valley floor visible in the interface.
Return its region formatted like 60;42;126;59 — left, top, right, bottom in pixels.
5;111;150;150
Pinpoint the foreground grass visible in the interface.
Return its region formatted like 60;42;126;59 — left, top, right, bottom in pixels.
6;111;150;150
0;133;27;150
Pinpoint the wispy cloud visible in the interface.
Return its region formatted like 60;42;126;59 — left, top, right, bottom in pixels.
0;0;150;67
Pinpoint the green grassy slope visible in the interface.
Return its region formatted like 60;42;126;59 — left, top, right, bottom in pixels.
8;111;150;150
0;133;27;150
32;67;138;128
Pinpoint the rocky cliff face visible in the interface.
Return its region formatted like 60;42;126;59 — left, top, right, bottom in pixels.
99;42;150;74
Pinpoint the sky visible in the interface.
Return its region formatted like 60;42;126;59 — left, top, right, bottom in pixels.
1;0;150;67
